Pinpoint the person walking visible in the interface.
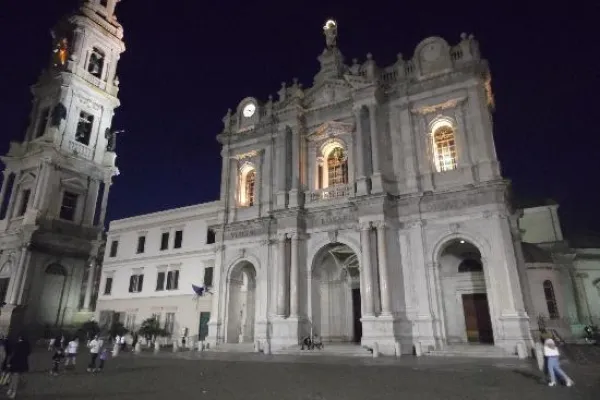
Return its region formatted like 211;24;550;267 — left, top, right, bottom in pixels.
97;347;109;372
87;335;102;372
64;338;79;368
544;338;574;387
6;334;31;399
50;346;65;376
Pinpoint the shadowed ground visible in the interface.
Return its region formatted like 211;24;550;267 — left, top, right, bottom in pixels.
9;348;599;399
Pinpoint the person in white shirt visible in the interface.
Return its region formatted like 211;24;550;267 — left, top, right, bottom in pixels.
543;338;574;387
64;338;79;367
87;336;103;372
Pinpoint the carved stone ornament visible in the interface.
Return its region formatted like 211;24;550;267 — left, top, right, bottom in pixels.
308;121;354;141
411;97;466;115
309;208;358;229
232;150;259;161
224;219;270;241
327;230;338;243
75;94;102;111
449;223;460;233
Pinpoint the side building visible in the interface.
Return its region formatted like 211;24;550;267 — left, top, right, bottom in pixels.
95;202;220;342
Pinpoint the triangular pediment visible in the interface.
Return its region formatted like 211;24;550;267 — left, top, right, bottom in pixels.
303;79;351;109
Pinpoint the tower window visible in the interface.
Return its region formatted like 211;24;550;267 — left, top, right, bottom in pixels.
76;111;94;146
59;191;78;221
238;166;257;207
543;280;559;319
432;124;458;172
87;47;106;78
17;189;31;217
36;108;50;138
246;170;256;206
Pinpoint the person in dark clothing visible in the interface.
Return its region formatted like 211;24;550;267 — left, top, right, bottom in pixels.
6;335;31;399
51;347;65;376
0;336;10;386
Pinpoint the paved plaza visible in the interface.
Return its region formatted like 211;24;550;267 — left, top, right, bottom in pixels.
11;349;599;399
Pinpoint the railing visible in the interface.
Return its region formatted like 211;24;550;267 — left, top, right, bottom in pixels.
68;140;93;160
308;184;352;202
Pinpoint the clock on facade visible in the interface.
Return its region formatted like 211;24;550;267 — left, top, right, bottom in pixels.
242;103;256;118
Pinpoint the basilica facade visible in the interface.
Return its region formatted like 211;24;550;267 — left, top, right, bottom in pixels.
201;21;533;356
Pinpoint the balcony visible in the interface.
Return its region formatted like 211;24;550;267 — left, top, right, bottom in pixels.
307;184;352;203
68;140;93;160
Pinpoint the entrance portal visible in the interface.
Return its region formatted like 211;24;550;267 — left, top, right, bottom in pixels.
310;243;360;343
39;263;68;326
462;293;494;344
225;262;256;343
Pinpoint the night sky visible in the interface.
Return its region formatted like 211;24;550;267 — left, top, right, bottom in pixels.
0;1;598;239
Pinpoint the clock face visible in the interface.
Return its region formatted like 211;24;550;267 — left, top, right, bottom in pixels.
422;42;442;62
242;103;256;118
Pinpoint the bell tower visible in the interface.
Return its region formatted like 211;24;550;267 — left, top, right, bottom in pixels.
0;0;125;335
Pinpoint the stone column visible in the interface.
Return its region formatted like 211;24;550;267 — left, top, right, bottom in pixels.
0;170;11;215
289;233;299;317
97;180;112;227
82;257;97;310
359;223;374;316
368;104;383;193
289;128;301;207
5;171;21;221
31;160;49;210
353;108;368;195
276;234;288;317
375;222;391;315
9;243;30;305
84;179;100;225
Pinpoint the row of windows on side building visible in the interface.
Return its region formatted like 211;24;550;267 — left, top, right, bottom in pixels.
108;229;217;258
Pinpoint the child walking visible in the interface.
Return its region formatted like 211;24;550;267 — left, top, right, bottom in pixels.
97;347;109;372
50;347;65;376
64;338;79;368
544;338;574;387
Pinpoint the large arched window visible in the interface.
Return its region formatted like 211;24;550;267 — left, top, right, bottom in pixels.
238;164;257;207
431;121;458;173
318;142;348;189
543;280;559;319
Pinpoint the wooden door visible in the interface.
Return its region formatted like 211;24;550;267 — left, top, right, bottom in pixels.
198;312;210;341
462;293;494;344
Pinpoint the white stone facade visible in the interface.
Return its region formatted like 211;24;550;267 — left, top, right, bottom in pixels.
0;0;124;336
96;202;220;341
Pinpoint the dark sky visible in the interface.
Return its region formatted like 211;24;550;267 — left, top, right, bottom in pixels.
0;1;598;238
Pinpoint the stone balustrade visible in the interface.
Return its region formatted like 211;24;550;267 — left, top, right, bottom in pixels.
307;183;352;202
68;139;93;160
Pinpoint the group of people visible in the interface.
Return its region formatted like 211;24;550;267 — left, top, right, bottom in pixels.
49;334;109;374
0;334;31;399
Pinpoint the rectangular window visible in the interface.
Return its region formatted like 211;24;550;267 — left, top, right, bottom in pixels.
128;274;144;293
136;235;146;254
156;271;165;291
36;107;50;138
103;277;113;295
160;232;169;250
174;230;183;249
203;267;214;287
17;189;31;217
59;191;78;221
125;313;136;331
166;270;179;291
75;111;94;146
164;312;175;335
109;240;119;258
206;229;216;244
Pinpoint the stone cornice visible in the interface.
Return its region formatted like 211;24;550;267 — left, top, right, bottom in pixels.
103;246;217;267
410;97;467;115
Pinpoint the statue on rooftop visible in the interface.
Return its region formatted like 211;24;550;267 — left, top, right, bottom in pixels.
323;19;338;49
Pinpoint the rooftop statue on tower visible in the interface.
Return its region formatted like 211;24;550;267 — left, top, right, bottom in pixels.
323;19;338;49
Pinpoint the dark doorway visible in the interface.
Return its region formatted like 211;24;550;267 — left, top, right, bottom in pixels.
352;288;362;343
462;293;494;344
198;312;210;341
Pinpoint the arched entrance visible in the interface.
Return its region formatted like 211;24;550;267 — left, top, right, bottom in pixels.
310;243;361;343
39;263;68;326
438;239;494;344
225;261;256;343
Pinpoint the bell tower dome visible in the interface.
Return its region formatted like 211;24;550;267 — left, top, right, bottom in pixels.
0;0;126;334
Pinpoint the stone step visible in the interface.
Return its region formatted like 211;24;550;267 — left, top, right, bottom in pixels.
274;344;372;357
206;343;256;353
427;345;517;359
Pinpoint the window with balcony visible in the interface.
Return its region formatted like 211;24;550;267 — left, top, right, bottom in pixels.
432;122;458;172
36;107;50;138
317;143;348;190
75;111;94;146
88;47;106;78
59;191;78;221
